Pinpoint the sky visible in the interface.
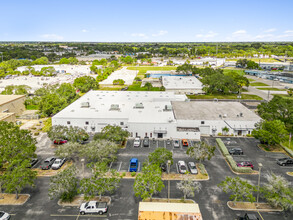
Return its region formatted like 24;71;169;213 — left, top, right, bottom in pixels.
1;0;293;42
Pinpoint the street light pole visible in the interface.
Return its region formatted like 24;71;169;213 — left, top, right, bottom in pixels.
256;163;263;207
167;160;171;202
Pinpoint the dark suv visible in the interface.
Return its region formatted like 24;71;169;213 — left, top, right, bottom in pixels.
228;147;243;155
40;157;56;170
277;158;293;166
143;137;149;147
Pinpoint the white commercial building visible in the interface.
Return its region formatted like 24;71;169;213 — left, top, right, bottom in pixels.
172;101;261;136
52;91;261;139
162;76;203;94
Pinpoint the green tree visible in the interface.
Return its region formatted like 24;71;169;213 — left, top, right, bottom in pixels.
55;142;82;162
133;164;164;201
48;166;79;202
287;88;293;97
39;93;67;117
252;120;288;145
246;60;259;69
0;121;36;165
261;173;293;211
73;76;99;93
79;162;121;200
222;126;229;135
59;58;69;64
218;176;256;205
147;148;173;166
80;140;119;164
32;57;49;65
186;141;216;163
56;83;78;104
48;125;88;142
176;176;201;200
257;96;293;132
94;125;130;143
68;57;78;65
144;82;153;91
5;160;37;199
1;85;31;95
40;66;56;76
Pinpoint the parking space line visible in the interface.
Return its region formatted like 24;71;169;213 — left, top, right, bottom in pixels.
50;214;107;218
118;162;122;171
156;140;158;148
138;162;141;172
176;163;179;173
108;161;113;170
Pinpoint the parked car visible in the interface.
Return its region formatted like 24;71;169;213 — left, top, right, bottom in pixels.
79;201;108;215
173;139;180;148
0;211;10;220
188;162;198;174
133;137;140;147
51;158;66;170
228;148;243;155
178;160;187;174
40;157;56;170
277;158;293;166
53;139;68;145
143;137;149;147
28;158;38;168
129;158;139;172
237;213;259;220
182;139;188;147
237;161;254;169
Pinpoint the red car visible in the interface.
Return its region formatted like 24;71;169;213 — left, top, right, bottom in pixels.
237;161;254;169
54;139;68;145
182;139;188;147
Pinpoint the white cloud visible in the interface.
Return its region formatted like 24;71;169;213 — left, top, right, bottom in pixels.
40;34;64;41
232;30;247;35
152;30;168;37
264;28;276;33
195;31;218;39
254;34;274;39
284;30;293;33
131;33;148;39
82;29;88;33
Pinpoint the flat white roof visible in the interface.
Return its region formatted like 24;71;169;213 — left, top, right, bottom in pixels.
0;95;25;106
53;91;186;124
162;76;203;90
172;101;261;121
139;202;201;213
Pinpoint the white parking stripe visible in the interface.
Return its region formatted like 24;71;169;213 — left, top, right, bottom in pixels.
138;162;141;172
118;162;122;171
176;163;179;173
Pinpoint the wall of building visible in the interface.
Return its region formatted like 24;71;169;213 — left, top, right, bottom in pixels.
0;113;16;122
0;96;25;116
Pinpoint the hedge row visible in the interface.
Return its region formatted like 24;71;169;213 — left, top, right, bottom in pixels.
282;145;293;158
216;138;253;173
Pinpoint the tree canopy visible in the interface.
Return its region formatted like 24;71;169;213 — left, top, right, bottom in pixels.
73;76;99;93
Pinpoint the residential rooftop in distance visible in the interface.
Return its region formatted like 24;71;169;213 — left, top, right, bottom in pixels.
162;76;203;90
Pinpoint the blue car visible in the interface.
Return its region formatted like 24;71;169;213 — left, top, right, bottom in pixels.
129;158;138;172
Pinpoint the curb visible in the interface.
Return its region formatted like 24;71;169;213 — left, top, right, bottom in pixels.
0;194;30;206
227;201;283;212
58;196;111;207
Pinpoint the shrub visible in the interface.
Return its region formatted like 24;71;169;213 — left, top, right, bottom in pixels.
60;190;78;202
217;133;222;136
34;132;39;136
216;138;229;156
131;172;136;177
226;155;252;173
113;79;125;85
282;145;293;158
197;163;207;176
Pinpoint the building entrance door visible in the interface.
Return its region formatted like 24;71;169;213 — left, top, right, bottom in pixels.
157;133;163;138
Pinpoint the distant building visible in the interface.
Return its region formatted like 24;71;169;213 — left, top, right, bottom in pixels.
0;95;26;122
162;76;203;94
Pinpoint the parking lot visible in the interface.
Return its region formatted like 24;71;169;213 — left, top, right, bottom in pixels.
1;136;292;220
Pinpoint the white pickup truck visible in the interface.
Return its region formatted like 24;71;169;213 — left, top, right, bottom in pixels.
79;201;108;215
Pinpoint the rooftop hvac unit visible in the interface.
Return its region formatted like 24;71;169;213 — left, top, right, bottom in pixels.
223;114;227;118
109;104;120;111
134;103;144;109
81;102;90;108
240;112;243;117
164;105;172;111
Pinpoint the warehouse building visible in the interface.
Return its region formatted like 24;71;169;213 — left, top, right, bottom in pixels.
0;95;26;122
162;76;204;94
52;91;261;138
